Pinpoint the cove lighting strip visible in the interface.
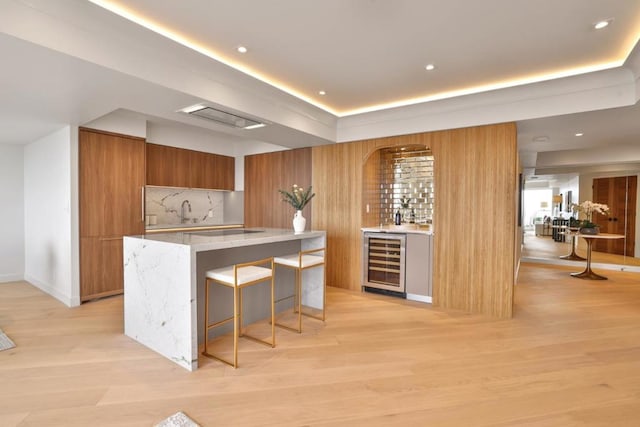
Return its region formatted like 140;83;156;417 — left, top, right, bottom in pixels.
89;0;640;117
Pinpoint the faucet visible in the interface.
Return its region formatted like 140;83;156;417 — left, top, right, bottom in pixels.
181;199;192;224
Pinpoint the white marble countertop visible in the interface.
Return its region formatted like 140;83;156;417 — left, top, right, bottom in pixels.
128;228;326;252
362;225;433;235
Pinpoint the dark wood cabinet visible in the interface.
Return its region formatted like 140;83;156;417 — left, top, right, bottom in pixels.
146;143;234;190
145;143;190;188
205;151;235;191
592;176;637;255
80;236;126;300
79;128;146;301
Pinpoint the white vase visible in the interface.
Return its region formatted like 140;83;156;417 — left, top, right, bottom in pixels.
293;210;306;233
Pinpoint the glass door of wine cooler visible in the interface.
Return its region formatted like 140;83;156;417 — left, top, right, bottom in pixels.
362;232;406;293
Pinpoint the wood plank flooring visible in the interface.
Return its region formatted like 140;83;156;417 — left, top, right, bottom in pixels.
1;263;640;426
522;231;640;267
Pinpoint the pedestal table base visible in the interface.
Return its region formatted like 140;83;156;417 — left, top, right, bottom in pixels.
570;270;607;280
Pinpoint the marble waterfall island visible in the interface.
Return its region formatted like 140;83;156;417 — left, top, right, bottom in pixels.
123;228;326;371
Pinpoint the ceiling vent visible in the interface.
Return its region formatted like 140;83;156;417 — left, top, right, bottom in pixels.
180;105;265;129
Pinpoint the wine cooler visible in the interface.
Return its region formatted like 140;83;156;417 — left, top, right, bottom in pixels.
362;232;406;294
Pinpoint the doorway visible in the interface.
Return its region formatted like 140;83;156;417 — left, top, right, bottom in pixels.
592;175;637;256
523;188;552;231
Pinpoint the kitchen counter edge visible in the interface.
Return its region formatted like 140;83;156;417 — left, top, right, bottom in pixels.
361;226;433;235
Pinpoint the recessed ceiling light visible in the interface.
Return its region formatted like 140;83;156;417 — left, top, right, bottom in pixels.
575;132;584;137
594;19;612;30
180;104;205;114
237;46;248;53
318;90;326;96
532;135;550;143
425;64;436;71
244;123;266;130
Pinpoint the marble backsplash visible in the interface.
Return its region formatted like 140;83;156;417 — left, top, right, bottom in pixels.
145;187;227;227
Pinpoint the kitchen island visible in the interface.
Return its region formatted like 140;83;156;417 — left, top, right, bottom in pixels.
123;228;326;371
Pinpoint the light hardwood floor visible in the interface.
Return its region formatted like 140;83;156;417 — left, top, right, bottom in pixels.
1;263;640;426
522;231;640;267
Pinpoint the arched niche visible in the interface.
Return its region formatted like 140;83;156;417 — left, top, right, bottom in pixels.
362;144;434;227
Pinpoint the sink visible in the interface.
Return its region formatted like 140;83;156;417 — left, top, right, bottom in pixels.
188;229;265;237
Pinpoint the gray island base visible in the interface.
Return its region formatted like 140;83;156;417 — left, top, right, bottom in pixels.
123;228;326;371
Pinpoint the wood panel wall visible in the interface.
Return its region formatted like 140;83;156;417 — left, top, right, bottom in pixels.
244;148;313;228
312;123;518;318
362;148;381;227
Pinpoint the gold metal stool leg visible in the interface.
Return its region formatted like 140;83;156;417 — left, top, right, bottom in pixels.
201;257;275;368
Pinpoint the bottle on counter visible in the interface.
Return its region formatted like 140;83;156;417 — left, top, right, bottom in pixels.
394;210;402;225
410;208;416;224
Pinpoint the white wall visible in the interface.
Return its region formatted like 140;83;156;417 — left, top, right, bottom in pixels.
146;121;236;157
24;126;80;306
558;176;579;217
83;109;147;138
0;144;25;282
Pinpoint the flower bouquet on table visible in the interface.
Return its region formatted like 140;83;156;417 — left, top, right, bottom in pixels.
278;185;315;232
567;217;581;232
571;201;610;234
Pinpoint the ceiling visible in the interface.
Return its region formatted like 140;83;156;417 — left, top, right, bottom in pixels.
1;0;640;180
91;0;640;116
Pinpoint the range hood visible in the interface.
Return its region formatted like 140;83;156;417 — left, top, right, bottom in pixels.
179;104;265;129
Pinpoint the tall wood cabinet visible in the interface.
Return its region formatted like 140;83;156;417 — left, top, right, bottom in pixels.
79;128;146;301
146;143;234;190
592;175;637;255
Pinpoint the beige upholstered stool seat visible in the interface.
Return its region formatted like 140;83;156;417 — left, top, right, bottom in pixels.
273;248;325;333
207;265;273;285
202;257;275;368
273;254;324;269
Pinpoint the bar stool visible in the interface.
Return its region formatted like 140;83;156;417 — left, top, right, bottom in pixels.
202;257;275;368
273;248;325;333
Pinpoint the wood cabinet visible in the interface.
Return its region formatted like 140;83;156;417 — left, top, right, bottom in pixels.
146;143;234;190
80;236;127;301
79;128;146;301
405;233;433;300
592;175;637;255
145;143;190;188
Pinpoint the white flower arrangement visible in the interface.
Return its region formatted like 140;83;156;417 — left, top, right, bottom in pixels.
571;200;610;228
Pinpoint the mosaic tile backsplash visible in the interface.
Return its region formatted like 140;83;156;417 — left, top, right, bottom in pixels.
379;147;434;225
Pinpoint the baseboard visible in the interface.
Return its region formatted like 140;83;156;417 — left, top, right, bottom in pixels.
0;273;24;283
406;293;432;303
23;274;78;307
